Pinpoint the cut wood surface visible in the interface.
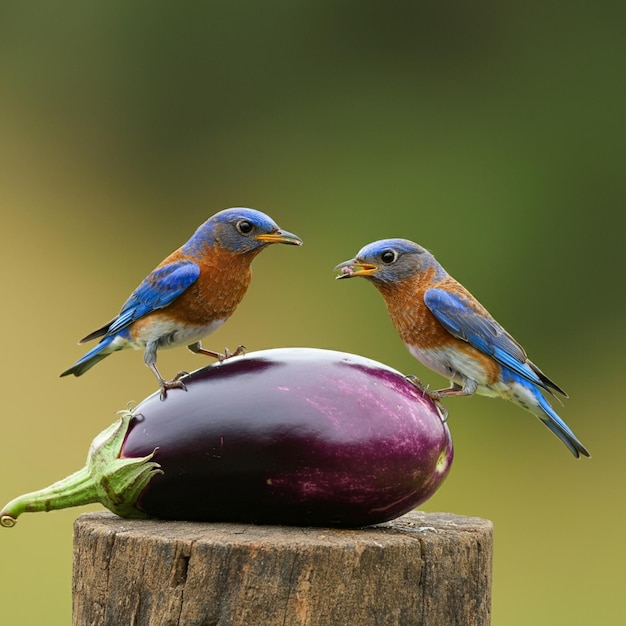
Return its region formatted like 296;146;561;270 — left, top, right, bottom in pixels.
73;510;492;626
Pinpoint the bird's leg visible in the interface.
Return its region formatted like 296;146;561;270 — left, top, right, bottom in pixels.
428;378;478;399
144;343;187;400
187;341;247;362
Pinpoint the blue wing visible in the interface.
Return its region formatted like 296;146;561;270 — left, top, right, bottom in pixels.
423;288;553;392
105;260;200;336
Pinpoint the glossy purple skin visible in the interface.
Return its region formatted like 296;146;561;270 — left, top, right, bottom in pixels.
122;348;453;527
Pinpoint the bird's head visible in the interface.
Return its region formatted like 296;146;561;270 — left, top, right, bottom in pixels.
335;238;438;285
193;208;302;255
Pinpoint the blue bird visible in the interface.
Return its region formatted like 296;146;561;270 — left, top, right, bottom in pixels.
336;238;590;457
61;208;302;397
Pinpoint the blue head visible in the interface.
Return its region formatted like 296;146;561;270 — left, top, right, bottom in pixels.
335;238;444;284
183;208;302;256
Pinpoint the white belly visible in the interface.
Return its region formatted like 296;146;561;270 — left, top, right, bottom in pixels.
405;342;500;397
113;318;227;351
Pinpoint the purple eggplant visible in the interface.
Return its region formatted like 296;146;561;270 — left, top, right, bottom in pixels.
1;348;453;528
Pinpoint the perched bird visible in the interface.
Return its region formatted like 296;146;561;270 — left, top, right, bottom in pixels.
61;208;302;397
335;238;589;458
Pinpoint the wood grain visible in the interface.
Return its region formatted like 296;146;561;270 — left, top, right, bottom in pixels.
73;510;492;626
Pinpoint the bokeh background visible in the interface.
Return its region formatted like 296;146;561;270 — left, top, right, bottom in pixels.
1;2;624;624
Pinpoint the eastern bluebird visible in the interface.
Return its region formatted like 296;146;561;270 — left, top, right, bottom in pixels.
61;208;302;397
335;238;590;458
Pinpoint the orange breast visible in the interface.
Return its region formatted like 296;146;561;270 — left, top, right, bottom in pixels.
376;266;451;351
167;246;253;325
131;245;253;330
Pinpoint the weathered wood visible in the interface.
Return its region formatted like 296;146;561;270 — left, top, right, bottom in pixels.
73;510;492;626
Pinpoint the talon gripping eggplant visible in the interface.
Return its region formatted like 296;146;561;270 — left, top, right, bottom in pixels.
2;348;453;528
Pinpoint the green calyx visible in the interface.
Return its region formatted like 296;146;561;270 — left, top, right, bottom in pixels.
0;412;162;527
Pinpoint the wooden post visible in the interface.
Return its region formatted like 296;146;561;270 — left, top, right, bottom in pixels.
73;510;492;626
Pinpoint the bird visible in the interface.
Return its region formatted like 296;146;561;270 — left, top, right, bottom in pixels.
335;238;589;458
61;208;302;398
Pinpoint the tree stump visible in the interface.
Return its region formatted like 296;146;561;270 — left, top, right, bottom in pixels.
73;510;492;626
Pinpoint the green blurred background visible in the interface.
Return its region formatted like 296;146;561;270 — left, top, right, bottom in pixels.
1;2;624;624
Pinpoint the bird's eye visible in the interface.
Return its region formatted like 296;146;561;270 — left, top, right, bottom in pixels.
381;250;397;264
236;220;254;235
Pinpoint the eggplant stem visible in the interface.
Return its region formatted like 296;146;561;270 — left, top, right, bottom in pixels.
0;465;98;526
0;412;162;527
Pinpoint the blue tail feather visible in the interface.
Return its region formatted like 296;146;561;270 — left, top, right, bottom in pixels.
534;389;590;458
60;336;116;378
501;368;589;457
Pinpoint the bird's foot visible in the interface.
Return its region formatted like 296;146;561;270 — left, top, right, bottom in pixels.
433;400;448;422
405;375;432;395
218;345;247;362
405;375;449;422
159;371;189;400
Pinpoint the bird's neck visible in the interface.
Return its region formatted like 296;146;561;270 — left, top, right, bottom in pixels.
181;228;217;258
192;245;260;291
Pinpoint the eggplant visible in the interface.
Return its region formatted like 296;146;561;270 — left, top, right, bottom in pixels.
1;348;453;528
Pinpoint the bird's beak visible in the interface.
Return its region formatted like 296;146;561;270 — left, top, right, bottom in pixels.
255;229;303;246
334;258;378;279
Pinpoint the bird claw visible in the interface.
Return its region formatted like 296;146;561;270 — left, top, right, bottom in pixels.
218;345;247;362
159;374;188;400
432;400;448;422
405;375;448;422
405;375;431;394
